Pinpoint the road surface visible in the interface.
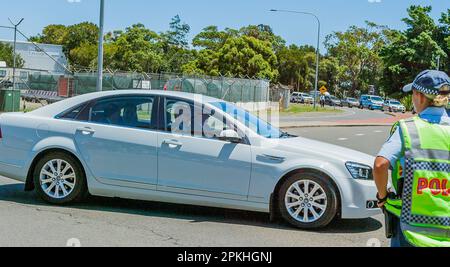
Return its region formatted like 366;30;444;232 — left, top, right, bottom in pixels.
0;126;390;247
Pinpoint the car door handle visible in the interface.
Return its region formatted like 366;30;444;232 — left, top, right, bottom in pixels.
163;139;183;147
76;127;96;135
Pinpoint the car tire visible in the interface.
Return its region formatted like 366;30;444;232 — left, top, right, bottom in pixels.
33;152;88;205
278;172;338;229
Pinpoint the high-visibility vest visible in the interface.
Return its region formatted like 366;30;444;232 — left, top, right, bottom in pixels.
385;116;450;247
389;122;404;196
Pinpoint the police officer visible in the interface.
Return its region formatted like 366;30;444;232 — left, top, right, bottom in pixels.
374;70;450;247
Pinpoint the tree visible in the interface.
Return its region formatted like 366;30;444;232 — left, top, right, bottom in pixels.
160;15;194;73
162;15;191;48
30;24;68;45
192;26;236;50
437;9;450;69
325;23;385;95
380;6;448;95
319;57;341;95
108;24;164;73
277;45;316;91
0;42;24;68
187;25;281;79
31;22;99;68
218;36;279;80
239;24;286;52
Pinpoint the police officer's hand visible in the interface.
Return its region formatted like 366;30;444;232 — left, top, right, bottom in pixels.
377;192;388;208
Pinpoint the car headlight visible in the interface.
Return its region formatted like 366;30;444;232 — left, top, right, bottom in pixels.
346;162;373;180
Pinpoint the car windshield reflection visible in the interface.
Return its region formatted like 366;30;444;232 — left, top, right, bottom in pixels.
210;102;291;139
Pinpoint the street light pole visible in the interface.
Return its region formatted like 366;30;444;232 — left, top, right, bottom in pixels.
8;18;24;91
436;55;440;71
270;9;321;109
97;0;105;92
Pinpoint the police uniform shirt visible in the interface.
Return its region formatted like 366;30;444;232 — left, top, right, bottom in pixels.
378;107;450;170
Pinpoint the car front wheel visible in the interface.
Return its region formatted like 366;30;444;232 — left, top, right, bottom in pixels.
278;172;338;229
33;152;88;205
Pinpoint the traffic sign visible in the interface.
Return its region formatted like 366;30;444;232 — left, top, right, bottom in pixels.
320;86;328;94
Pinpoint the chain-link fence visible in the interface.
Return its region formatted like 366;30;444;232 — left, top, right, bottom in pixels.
18;71;270;104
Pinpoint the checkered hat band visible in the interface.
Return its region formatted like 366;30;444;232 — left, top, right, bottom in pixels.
413;83;440;95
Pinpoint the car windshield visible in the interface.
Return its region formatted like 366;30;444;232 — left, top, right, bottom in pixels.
211;102;288;139
390;101;401;105
331;96;339;100
371;97;383;102
348;98;357;101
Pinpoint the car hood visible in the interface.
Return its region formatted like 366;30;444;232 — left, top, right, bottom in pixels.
266;136;375;166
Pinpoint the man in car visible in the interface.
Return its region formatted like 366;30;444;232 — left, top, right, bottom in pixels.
374;70;450;247
105;103;123;125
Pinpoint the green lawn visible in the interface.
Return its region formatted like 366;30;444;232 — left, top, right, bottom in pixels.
281;104;344;115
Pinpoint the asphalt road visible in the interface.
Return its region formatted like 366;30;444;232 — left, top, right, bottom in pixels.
280;106;391;123
288;126;391;156
0;126;391;247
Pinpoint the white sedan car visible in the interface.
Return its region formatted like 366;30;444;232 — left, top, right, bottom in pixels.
0;90;380;229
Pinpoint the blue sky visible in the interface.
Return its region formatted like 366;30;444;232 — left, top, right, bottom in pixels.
1;0;448;49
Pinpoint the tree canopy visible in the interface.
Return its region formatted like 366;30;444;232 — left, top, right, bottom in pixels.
0;42;24;68
26;6;450;98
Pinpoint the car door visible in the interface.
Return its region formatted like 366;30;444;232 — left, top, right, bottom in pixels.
73;95;159;188
157;97;252;200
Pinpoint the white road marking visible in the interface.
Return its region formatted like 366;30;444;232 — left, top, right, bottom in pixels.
338;138;349;141
356;134;365;136
374;130;384;133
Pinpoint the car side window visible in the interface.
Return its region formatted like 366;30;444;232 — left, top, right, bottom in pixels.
89;96;154;129
164;98;239;140
165;98;194;135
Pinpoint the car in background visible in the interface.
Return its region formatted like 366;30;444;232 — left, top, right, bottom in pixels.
341;97;360;108
0;90;380;230
291;92;314;104
383;100;406;113
325;95;343;107
0;80;13;89
359;95;384;111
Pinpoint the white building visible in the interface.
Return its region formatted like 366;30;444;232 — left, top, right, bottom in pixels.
0;40;68;74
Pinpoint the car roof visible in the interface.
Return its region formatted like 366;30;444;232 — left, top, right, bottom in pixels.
29;90;223;118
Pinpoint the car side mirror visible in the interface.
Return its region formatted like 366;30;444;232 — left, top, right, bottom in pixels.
219;130;243;143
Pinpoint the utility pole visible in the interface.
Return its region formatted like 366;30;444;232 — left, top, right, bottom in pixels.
8;18;24;91
96;0;105;92
270;9;321;109
436;55;440;71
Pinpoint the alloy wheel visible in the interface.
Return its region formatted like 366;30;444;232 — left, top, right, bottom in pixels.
39;159;77;199
284;180;328;223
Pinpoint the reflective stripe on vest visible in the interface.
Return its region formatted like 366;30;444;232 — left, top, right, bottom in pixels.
390;122;403;193
398;117;450;247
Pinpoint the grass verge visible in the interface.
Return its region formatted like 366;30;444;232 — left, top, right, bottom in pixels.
281;104;344;115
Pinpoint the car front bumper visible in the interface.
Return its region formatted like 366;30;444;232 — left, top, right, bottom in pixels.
392;106;406;112
371;105;384;110
340;178;382;219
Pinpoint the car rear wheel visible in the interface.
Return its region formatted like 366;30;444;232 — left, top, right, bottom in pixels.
33;152;88;205
278;172;338;229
